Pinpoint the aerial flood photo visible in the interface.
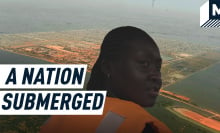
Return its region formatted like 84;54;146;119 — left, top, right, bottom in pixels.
0;0;220;133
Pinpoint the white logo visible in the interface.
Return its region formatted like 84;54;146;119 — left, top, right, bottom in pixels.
200;0;220;27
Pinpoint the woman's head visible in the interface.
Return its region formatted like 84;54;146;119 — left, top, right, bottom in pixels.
87;26;162;107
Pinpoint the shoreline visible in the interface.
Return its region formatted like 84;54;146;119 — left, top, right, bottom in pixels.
0;48;56;64
169;107;220;132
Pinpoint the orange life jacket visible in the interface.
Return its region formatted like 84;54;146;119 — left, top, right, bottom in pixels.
40;97;172;133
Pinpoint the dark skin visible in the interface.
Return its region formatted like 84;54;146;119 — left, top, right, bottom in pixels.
103;39;162;107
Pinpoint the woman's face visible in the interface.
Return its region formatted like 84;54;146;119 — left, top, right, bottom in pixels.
109;39;162;107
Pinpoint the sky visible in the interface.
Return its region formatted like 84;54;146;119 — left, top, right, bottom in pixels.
0;0;208;14
142;0;207;13
0;0;219;46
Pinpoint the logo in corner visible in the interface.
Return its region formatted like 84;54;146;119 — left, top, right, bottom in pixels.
200;0;220;27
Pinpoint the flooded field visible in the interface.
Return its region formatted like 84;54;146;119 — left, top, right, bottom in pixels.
166;62;220;113
0;49;51;64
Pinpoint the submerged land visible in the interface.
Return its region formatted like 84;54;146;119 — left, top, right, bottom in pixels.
1;30;220;87
0;30;220;133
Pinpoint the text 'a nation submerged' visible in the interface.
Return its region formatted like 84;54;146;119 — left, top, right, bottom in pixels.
0;65;107;115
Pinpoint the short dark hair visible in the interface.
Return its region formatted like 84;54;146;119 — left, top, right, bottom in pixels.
86;26;157;90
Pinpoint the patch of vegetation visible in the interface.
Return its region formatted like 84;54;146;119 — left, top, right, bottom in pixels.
147;96;216;133
0;115;49;133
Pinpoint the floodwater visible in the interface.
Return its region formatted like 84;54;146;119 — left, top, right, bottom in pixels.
0;50;51;64
166;62;220;113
